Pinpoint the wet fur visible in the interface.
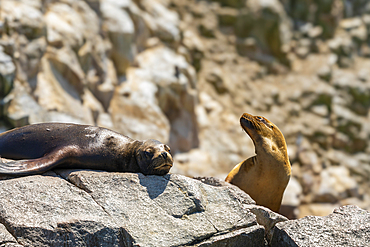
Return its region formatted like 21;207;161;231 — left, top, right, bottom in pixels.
0;123;173;176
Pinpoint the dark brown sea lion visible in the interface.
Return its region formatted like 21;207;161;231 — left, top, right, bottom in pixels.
0;123;173;176
225;113;291;212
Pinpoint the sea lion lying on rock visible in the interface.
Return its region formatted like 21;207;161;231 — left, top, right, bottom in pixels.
226;113;291;212
0;123;173;176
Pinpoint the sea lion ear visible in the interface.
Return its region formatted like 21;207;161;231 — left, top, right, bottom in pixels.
164;145;171;153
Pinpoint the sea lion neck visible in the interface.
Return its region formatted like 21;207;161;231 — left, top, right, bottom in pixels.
226;113;291;212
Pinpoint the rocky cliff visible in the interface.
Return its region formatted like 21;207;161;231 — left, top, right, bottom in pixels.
1;0;370;223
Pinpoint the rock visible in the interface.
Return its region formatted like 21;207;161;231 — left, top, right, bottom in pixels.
0;47;15;98
198;12;218;38
298;203;340;218
140;0;180;42
244;205;288;243
298;151;322;174
109;68;170;142
2;0;370;231
217;7;238;26
235;0;292;64
211;0;244;8
194;226;265;246
0;224;22;247
3;80;94;127
172;149;216;178
280;177;303;219
314;166;359;203
0;223;22;246
308;26;323;39
134;46;198;152
271;205;370;247
23;37;47;80
34;55;94;124
45;1;99;49
0;172;125;246
44;46;86;92
316;65;332;82
0;170;289;246
0;0;44;39
2;81;45;126
101;0;135;75
81;88;105;123
87;57;118;111
61;171;264;246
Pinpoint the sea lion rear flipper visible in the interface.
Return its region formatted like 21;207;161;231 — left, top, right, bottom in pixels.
0;150;67;175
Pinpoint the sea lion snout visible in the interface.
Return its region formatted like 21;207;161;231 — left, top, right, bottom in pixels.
137;141;173;175
161;151;168;159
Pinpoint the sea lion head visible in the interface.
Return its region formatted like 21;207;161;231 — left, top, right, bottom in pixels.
240;113;288;159
137;139;173;175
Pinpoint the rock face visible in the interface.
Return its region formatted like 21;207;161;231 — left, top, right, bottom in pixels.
271;205;370;247
0;171;282;246
1;0;370;226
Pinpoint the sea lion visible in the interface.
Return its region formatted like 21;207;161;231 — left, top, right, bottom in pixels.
0;123;173;176
225;113;291;212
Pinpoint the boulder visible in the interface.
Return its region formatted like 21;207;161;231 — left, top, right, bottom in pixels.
0;0;44;39
134;46;198;152
313;166;359;203
0;171;278;246
45;1;99;49
109;68;170;142
140;0;180;42
101;0;135;75
3;80;94;127
34;54;94;124
2;81;45;126
0;223;22;247
271;205;370;247
0;47;15;98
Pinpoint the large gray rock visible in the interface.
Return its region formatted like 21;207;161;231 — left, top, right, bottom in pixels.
0;223;22;246
0;172;124;246
271;205;370;247
0;171;274;246
63;171;262;246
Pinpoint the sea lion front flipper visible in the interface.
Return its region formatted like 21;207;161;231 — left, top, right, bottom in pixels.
0;149;68;175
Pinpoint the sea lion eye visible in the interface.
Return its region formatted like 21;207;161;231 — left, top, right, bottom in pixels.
256;116;266;123
144;148;154;157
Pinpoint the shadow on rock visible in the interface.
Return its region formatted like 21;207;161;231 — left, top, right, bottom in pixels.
138;174;170;199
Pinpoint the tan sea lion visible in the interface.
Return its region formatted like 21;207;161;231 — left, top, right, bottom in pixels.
0;123;173;176
225;113;291;212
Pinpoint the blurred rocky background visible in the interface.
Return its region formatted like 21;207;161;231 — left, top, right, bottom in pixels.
1;0;370;219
